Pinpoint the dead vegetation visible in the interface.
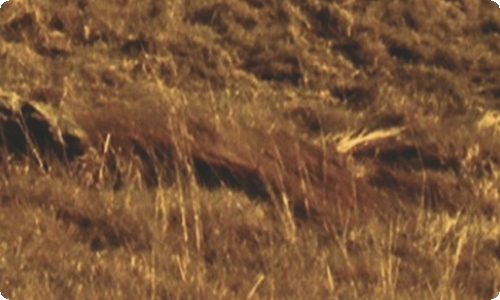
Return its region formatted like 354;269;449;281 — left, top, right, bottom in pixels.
1;0;500;299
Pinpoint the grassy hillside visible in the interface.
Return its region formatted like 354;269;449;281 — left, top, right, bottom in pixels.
1;0;500;299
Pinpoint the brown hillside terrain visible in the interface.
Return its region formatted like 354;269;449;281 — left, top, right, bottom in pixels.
1;0;500;299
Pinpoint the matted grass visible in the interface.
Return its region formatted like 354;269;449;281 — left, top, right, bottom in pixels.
1;0;500;299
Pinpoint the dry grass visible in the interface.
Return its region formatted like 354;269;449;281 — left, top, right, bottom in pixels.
1;0;500;299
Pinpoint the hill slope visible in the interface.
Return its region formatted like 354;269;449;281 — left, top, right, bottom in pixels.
1;0;500;298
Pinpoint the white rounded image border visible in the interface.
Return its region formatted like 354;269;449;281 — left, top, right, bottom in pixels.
0;0;10;8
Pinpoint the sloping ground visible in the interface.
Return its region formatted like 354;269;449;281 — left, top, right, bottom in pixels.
1;0;500;299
